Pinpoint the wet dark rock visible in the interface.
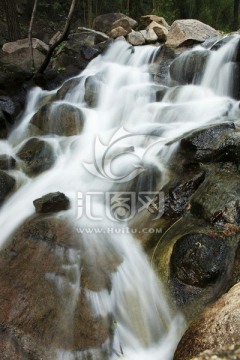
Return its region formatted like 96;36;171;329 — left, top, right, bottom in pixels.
33;192;70;213
0;108;7;138
191;167;240;225
81;45;100;60
30;103;85;136
51;33;110;74
165;172;205;217
180;123;240;163
0;61;31;95
56;78;81;100
155;85;169;101
0;96;15;117
152;209;239;322
0;154;16;170
171;233;229;287
169;48;210;84
0;170;15;204
84;75;102;107
210;34;237;51
151;44;177;84
17;137;55;176
201;35;224;49
174;283;240;360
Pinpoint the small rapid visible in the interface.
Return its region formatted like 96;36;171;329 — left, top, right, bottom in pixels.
1;36;240;359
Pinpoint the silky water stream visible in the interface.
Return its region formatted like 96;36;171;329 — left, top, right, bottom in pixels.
1;35;240;359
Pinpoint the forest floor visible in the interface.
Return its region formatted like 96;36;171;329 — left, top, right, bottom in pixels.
0;2;82;47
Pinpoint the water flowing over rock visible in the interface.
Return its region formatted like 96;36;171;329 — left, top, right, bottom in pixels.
170;48;210;84
166;20;219;47
0;154;16;170
30;103;85;136
17;137;55;175
0;170;15;204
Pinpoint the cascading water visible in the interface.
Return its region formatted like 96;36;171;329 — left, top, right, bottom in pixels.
1;35;240;359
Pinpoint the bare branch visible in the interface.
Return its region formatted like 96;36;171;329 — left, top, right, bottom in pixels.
36;0;77;75
28;0;38;70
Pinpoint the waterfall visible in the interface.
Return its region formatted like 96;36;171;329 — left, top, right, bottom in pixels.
201;35;240;96
1;36;240;359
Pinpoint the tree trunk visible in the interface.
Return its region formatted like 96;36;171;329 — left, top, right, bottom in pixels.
4;0;21;41
36;0;77;74
232;0;240;31
28;0;39;70
87;0;92;28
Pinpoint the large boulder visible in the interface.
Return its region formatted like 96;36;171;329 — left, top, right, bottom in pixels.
140;29;158;44
92;13;137;33
109;26;128;39
111;18;132;34
169;48;210;84
1;38;49;71
84;75;102;107
0;170;15;204
191;343;240;360
16;137;56;176
2;38;49;55
127;31;145;46
33;192;70;213
56;78;81;100
179;123;240;163
191;166;240;225
171;233;229;288
166;20;219;48
147;21;168;42
30;103;85;136
174;283;240;360
140;15;170;29
0;154;16;170
51;32;111;74
0;215;114;357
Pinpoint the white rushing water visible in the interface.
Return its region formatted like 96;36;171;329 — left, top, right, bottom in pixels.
1;36;240;359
